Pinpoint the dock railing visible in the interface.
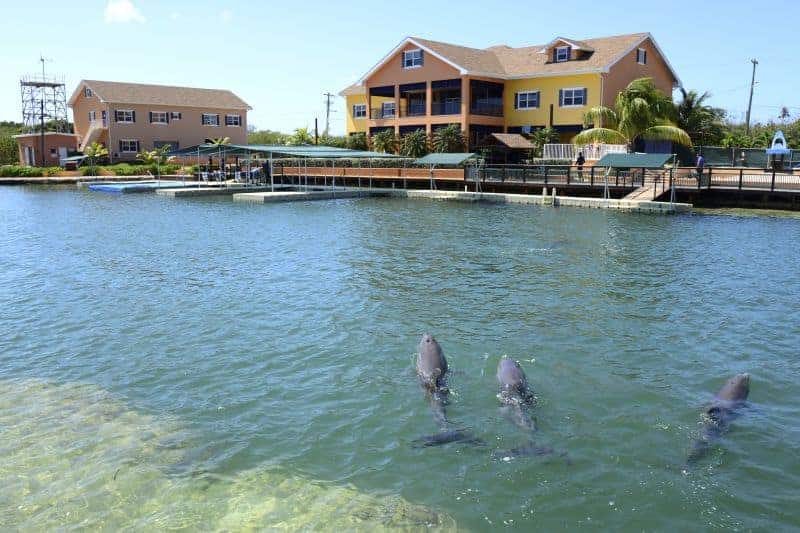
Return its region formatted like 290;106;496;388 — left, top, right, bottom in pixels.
543;143;627;161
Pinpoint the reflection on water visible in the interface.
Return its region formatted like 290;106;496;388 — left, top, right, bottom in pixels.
0;379;453;530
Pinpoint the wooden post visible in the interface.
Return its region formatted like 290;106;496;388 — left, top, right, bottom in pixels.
771;169;776;191
566;165;571;185
544;165;548;185
615;169;620;187
707;168;712;190
739;168;743;191
590;166;594;187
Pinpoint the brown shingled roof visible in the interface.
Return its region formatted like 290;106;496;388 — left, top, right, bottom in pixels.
351;32;667;87
490;133;534;149
70;80;250;109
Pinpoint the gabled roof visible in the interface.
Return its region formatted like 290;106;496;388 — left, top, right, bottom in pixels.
339;83;365;97
538;37;595;53
68;80;251;109
349;32;680;88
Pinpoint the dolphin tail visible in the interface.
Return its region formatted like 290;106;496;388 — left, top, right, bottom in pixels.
412;429;484;448
493;440;570;464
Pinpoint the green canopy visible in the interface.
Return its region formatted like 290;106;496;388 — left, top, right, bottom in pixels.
415;153;477;166
169;143;401;159
595;153;674;169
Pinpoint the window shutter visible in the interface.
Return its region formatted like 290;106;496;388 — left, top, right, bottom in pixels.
582;88;588;104
558;89;563;107
114;110;118;122
132;111;136;123
149;112;153;123
238;114;242;125
514;93;519;110
552;49;557;62
166;112;170;123
643;50;647;64
119;140;123;152
216;114;220;125
419;49;424;65
136;141;140;153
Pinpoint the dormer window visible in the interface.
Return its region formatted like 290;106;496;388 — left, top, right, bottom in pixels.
636;48;647;64
555;46;570;62
403;49;423;69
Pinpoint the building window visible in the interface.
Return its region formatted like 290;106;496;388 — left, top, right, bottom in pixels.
637;48;647;65
555;46;570;62
352;104;366;118
89;111;96;122
560;88;587;107
119;139;139;153
202;113;220;126
515;91;540;109
402;49;423;68
150;111;168;124
225;114;241;126
84;87;92;97
115;110;135;123
171;112;182;120
381;102;396;118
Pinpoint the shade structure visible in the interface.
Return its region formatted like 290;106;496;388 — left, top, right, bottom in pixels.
414;153;477;166
595;153;674;169
168;143;402;159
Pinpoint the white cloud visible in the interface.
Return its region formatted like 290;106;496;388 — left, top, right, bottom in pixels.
104;0;146;23
221;9;233;23
169;12;179;21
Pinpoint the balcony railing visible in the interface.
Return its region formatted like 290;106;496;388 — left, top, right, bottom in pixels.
370;108;396;119
470;103;503;117
400;103;426;117
431;100;461;115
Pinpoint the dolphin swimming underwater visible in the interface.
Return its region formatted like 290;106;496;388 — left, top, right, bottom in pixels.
412;334;478;447
493;357;559;459
687;373;751;465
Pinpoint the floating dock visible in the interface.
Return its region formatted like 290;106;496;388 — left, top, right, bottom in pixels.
156;185;279;197
226;186;690;213
233;188;392;203
87;181;193;193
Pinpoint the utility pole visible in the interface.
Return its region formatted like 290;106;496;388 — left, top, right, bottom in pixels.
745;58;758;135
314;118;319;145
323;92;335;137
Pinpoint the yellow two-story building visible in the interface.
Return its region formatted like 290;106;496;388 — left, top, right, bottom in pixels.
341;32;679;149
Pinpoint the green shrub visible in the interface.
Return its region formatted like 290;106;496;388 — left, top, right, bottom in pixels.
45;166;62;177
0;165;44;177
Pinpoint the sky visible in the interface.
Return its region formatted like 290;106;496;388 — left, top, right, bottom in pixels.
2;0;799;135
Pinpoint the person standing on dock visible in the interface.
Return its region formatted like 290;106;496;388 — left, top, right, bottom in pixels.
695;153;705;183
576;151;585;180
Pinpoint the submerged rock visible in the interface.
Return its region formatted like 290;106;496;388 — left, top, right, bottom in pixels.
0;379;455;531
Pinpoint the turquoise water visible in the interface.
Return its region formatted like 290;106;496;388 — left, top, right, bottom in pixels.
1;186;799;530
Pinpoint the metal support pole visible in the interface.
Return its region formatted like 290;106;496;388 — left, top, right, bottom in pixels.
269;152;274;192
739;169;743;191
771;169;776;191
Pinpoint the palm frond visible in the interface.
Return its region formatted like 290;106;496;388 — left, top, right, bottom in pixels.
582;106;618;128
572;128;628;146
640;124;692;147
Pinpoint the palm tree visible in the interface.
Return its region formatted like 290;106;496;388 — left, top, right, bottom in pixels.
84;142;108;176
574;77;691;151
137;144;175;178
286;128;313;146
346;132;367;151
529;127;559;158
432;124;466;153
676;89;726;145
371;129;398;154
400;129;429;158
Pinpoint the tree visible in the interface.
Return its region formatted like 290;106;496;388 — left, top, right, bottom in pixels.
371;129;398;154
248;129;289;145
137;144;175;178
432;124;465;153
286;127;313;146
0;136;18;165
319;135;348;148
779;107;791;125
346;132;368;151
529;127;559;158
675;89;726;146
574;77;691;150
84;142;108;176
400;129;429;157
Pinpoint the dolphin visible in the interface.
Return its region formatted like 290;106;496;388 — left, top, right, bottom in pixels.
687;373;751;465
493;357;565;461
412;334;479;447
